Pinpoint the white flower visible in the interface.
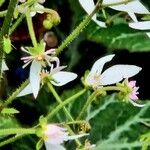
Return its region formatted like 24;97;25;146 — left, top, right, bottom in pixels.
79;0;149;27
44;124;88;150
21;46;59;68
86;54;142;88
17;65;77;98
129;21;150;37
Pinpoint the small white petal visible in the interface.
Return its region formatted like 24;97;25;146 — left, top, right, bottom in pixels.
146;32;150;37
17;84;32;97
90;54;115;75
2;60;9;71
35;3;44;14
128;12;138;22
129;21;150;30
30;12;36;17
104;0;149;14
129;99;145;107
45;142;65;150
100;65;142;85
30;60;42;98
51;71;77;86
92;17;106;28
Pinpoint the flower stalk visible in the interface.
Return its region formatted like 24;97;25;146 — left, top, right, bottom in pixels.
55;0;102;55
0;128;36;136
25;9;37;47
47;83;75;121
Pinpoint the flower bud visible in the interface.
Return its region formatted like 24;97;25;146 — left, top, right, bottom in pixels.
3;36;12;54
43;19;53;30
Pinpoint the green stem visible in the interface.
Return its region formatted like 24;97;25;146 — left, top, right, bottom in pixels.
64;120;87;125
9;14;25;35
65;125;82;147
1;79;29;110
55;0;101;55
47;83;74;121
0;0;17;92
47;83;84;147
0;128;35;136
46;89;86;120
25;9;37;47
102;86;126;92
76;90;99;120
0;134;25;147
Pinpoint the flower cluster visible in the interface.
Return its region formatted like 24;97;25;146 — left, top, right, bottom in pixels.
18;41;77;98
84;54;143;107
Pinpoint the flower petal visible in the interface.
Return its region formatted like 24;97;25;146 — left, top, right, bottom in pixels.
79;0;95;14
90;54;115;75
51;71;77;86
30;60;42;98
17;84;32;97
146;32;150;37
103;0;149;14
79;0;106;27
129;21;150;30
44;142;65;150
100;65;142;85
129;99;145;107
127;12;138;22
92;17;106;28
2;60;9;71
67;133;89;140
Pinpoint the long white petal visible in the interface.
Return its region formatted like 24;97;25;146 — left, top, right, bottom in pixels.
79;0;106;27
44;142;65;150
129;99;145;107
79;0;95;15
51;71;77;86
100;65;142;85
67;133;89;140
17;84;32;97
2;60;9;71
90;54;115;75
129;21;150;30
104;0;149;14
30;60;41;98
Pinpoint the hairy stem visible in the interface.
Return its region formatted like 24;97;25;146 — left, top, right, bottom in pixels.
47;83;74;121
0;128;36;136
1;79;29;110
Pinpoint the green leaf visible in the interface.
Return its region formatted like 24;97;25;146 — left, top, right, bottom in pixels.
85;23;150;52
36;139;44;150
1;108;20;114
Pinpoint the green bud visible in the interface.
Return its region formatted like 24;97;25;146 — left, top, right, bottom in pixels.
3;36;12;54
43;19;53;30
47;10;61;26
